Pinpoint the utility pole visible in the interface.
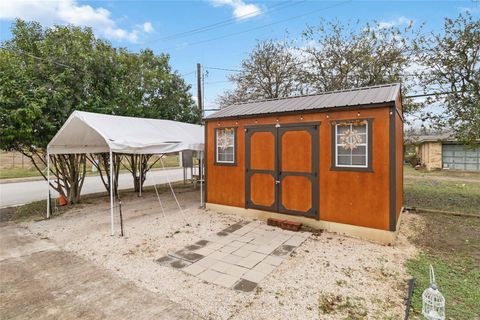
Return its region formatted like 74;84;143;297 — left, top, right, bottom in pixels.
197;63;203;115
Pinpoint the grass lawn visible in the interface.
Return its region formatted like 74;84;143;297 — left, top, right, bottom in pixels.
0;167;44;180
404;165;480;318
404;166;480;214
405;211;480;319
0;154;181;180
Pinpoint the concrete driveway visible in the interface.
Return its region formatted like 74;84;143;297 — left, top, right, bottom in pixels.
0;168;188;208
0;224;197;319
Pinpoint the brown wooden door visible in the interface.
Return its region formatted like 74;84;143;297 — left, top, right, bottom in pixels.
245;123;319;218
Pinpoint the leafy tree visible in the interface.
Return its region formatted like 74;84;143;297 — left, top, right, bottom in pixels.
218;40;305;107
0;20;111;203
414;12;480;144
0;19;199;202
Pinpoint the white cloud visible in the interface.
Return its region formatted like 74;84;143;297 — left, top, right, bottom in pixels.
0;0;150;42
378;16;413;29
210;0;262;21
143;22;154;33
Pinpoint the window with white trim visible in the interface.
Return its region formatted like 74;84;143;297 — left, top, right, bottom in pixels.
216;128;235;164
335;120;368;168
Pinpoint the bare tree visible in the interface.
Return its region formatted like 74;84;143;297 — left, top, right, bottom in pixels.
218;40;305;107
301;19;419;113
414;12;480;144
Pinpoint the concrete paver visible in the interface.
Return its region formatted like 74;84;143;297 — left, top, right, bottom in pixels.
157;221;310;292
242;269;267;283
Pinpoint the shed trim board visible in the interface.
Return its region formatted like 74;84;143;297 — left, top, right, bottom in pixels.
389;106;397;231
206;203;402;245
213;126;238;166
329;118;374;172
204;121;208;205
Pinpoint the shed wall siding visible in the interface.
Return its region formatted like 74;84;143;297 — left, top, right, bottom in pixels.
206;106;395;231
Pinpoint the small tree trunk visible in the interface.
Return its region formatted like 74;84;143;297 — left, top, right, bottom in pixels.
87;153;122;197
125;154;159;193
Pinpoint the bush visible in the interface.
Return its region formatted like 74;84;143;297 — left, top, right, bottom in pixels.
406;154;421;167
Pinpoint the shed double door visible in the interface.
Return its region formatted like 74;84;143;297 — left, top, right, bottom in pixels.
245;123;319;219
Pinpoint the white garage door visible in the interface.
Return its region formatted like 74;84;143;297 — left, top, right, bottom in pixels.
442;144;480;171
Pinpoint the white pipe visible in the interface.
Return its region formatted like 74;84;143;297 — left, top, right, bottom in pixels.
200;151;204;208
160;156;187;223
139;156;142;197
46;152;50;218
109;149;114;236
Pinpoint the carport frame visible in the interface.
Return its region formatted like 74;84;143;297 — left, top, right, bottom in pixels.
45;111;205;236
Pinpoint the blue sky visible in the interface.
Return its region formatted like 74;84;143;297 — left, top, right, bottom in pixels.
1;0;479;112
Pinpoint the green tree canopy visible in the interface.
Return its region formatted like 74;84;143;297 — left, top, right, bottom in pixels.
0;19;200;154
0;19;200;203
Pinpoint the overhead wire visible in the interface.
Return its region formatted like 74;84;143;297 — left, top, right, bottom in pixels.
165;0;352;51
1;47;75;69
137;1;305;46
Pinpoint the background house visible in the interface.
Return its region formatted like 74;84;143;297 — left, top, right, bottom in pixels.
414;134;480;171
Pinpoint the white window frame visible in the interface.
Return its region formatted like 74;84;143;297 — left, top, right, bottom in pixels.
335;122;369;168
215;128;235;164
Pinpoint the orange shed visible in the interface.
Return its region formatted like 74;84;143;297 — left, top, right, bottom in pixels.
204;84;404;244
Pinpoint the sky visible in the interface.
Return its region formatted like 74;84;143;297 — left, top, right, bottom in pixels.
1;0;479;114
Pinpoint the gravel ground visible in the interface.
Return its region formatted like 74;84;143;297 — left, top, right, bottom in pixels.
27;188;418;319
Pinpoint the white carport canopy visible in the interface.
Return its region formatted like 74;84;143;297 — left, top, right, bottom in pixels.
48;110;204;154
46;111;204;236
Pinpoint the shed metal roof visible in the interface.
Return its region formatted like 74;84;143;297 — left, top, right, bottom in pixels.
206;83;401;120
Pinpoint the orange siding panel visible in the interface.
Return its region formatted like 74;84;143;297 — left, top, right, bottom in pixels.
281;176;312;212
250;131;275;170
250;173;276;207
281;130;312;172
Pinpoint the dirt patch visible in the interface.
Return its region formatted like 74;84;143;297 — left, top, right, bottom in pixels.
409;211;480;265
0;207;16;222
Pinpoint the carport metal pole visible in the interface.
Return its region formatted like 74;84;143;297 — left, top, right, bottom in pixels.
199;151;204;208
139;157;142;197
46;151;50;219
109;148;114;236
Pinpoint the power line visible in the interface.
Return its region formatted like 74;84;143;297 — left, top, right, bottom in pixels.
165;0;352;51
137;1;305;46
1;47;74;69
205;80;232;84
405;90;477;99
204;66;242;72
180;70;196;77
